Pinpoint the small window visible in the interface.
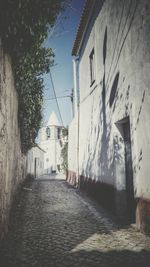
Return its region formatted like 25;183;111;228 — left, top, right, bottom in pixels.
46;127;50;139
89;48;95;86
57;128;61;139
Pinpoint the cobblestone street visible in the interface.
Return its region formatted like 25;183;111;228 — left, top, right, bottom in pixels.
0;174;150;267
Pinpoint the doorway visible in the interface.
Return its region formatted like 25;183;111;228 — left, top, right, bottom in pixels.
122;118;136;222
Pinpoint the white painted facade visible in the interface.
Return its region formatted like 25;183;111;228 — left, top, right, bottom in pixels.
27;146;45;177
68;111;79;183
39;112;63;174
68;0;150;230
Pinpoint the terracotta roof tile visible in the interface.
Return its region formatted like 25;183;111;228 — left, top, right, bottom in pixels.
72;0;96;56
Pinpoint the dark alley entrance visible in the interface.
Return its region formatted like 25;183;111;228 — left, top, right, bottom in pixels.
0;174;150;267
115;116;136;224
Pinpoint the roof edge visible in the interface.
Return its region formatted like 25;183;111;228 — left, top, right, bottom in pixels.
33;143;46;153
72;0;96;56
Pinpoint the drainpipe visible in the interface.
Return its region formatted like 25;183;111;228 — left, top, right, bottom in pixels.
77;102;80;188
73;58;79;115
73;57;80;188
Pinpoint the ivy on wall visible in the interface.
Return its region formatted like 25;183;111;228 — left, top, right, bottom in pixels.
0;0;67;153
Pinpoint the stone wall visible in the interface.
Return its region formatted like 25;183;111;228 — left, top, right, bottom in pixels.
0;40;26;239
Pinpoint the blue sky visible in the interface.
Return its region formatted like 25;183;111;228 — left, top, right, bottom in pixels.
42;0;85;127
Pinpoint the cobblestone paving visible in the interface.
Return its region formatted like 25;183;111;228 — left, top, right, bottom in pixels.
0;175;150;267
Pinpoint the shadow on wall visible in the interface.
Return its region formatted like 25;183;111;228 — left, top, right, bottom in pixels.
98;26;114;179
80;176;115;211
81;26;116;210
81;0;141;211
109;72;120;107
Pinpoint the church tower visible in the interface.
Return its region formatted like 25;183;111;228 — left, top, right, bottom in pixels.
39;112;63;174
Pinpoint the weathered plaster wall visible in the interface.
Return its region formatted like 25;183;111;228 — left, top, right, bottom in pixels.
0;40;26;238
27;146;44;177
70;0;150;231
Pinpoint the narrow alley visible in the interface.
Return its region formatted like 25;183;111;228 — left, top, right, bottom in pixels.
0;175;150;267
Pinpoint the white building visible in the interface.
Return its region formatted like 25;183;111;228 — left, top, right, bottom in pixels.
68;0;150;233
27;145;45;178
39;112;63;174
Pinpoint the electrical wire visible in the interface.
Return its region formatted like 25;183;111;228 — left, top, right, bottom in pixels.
49;68;64;126
44;95;71;101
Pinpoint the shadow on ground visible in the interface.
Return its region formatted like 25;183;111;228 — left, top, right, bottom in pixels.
0;178;150;267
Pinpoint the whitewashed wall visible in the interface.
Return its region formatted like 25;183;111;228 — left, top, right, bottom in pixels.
68;112;78;184
68;0;150;231
27;146;44;177
78;0;150;199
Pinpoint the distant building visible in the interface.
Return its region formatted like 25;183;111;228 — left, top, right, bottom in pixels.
68;0;150;233
39;112;63;174
27;145;45;178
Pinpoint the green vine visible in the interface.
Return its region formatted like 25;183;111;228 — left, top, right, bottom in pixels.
0;0;67;153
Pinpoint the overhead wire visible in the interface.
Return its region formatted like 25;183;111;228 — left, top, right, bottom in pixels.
44;95;71;101
49;68;64;127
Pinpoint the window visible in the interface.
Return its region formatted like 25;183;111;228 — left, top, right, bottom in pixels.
57;128;61;139
89;48;95;86
46;127;50;139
